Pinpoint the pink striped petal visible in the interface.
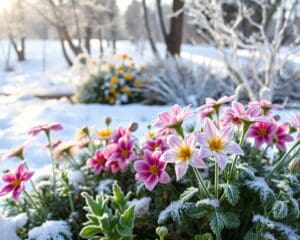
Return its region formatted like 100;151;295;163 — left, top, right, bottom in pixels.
215;153;227;171
167;135;182;149
159;171;171;184
175;163;188;180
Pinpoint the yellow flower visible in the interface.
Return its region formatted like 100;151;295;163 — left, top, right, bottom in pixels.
76;127;89;139
109;87;117;95
116;65;124;72
110;76;119;84
134;80;142;88
98;128;112;139
108;97;115;105
116;53;132;61
124;72;133;81
120;86;127;92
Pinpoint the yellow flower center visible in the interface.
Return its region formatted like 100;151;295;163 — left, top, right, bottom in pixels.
110;76;119;84
98;129;112;139
149;165;159;175
124;72;133;80
258;128;266;137
177;146;192;162
121;149;129;158
208;137;224;153
12;179;21;187
97;157;105;165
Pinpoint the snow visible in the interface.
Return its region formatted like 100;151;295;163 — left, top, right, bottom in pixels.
128;197;151;217
0;213;27;240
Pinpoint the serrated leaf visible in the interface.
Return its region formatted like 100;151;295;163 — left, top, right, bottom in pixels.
112;182;126;211
80;225;100;238
120;206;135;227
272;200;288;219
209;211;225;235
99;213;110;231
180;187;199;202
222;184;239;206
87;214;99;225
82;192;103;216
223;212;240;229
194;233;214;240
115;224;133;237
188;206;208;219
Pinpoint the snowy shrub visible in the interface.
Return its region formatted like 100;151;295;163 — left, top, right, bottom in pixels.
142;55;232;106
73;53;147;105
28;221;72;240
1;97;300;239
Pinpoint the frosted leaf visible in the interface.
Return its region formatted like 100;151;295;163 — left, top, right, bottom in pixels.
158;200;193;224
263;232;277;240
128;197;151;217
96;179;114;194
253;215;300;240
196;198;219;209
28;220;72;240
246;177;274;202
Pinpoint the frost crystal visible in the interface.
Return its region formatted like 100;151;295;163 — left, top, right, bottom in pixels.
253;215;300;240
96;179;114;194
158;200;193;224
28;220;72;240
246;177;274;202
264;232;276;240
128;197;151;217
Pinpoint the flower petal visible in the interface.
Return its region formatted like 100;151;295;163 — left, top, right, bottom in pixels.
175;163;188;180
159;171;171;184
145;175;158;191
2;173;16;182
224;142;244;156
161;150;177;163
134;161;150;173
215;153;228;171
167;135;181;149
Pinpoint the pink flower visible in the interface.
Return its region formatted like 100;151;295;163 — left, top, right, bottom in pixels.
197;118;243;170
42;139;62;150
249;100;282;115
111;126;131;143
105;158;126;174
87;150;108;175
134;150;171;191
199;95;235;110
247;121;277;148
222;101;265;126
143;137;168;152
199;107;215;120
153;104;194;131
161;134;207;180
273;123;293;152
2;142;29;161
28;123;63;136
105;137;136;169
0;162;34;201
290;113;300;139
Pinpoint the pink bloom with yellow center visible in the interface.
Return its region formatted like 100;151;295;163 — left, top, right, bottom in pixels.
222;101;265;126
0;162;34;201
111;126;131;143
28;123;63;136
273;123;293;152
290;113;300;140
199;95;235;110
197;118;243;170
143;137;168;152
161;134;207;180
247;121;277;148
153;104;194;131
199;107;215;120
134;150;171;191
105;137;136;169
87;150;108;175
249;100;282;115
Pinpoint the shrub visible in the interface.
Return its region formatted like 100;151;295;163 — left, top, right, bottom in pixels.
1;97;299;239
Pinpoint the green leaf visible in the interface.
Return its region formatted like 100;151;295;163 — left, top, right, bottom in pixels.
188;206;208;219
222;212;240;229
194;233;214;240
272;200;288;219
87;214;99;225
112;182;126;211
209;211;225;235
116;224;133;237
79;225;100;238
99;214;110;231
120;206;135;227
243;230;256;240
82;192;103;216
180;187;199;203
222;184;239;206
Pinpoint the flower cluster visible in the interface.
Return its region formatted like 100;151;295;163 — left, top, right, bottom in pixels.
1;97;299;240
74;53;147;105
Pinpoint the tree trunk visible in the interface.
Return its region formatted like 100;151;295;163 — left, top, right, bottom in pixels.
84;26;92;54
142;0;158;54
167;0;184;55
98;28;104;57
9;35;26;61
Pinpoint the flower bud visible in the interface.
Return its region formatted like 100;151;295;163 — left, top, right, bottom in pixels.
273;114;280;121
156;226;168;240
289;157;300;173
105;116;112;126
129;122;138;132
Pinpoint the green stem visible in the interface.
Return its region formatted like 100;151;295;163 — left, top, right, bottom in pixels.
192;167;210;198
228;122;248;181
24;190;40;212
46;133;56;194
267;140;300;180
214;161;219;199
216;232;222;240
